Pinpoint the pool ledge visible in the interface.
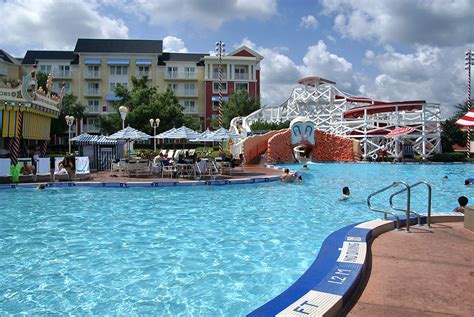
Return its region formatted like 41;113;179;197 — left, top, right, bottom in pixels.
247;213;464;317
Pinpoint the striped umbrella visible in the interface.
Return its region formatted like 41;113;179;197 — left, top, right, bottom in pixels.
384;127;415;139
155;126;200;140
455;109;474;126
9;110;23;166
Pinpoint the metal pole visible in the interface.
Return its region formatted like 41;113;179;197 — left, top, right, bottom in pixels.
467;50;471;159
68;125;71;154
122;119;125;130
154;125;157;152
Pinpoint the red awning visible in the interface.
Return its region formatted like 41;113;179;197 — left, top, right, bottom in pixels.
384;127;415;139
455;109;474;127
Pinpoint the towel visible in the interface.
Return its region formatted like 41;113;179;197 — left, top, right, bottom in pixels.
75;156;90;174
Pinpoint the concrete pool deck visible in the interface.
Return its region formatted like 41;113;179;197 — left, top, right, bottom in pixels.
348;221;474;316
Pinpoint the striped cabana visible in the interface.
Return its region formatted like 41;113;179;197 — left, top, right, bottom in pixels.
70;133;124;170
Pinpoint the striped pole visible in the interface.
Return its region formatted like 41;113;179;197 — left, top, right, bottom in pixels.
9;110;23;166
40;140;48;157
467;50;471;159
215;40;225;152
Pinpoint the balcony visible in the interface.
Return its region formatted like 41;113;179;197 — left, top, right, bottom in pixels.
234;73;249;80
211;73;228;80
85;71;101;79
136;71;151;79
165;71;198;80
52;70;71;79
84;90;101;97
172;88;198;97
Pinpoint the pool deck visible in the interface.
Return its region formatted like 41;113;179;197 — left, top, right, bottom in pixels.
348;222;474;316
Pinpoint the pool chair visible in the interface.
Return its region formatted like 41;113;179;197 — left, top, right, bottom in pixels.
161;161;176;178
174;150;183;160
151;156;162;174
36;157;52;182
18;160;36;183
167;150;175;160
160;149;167;156
53;157;69;181
0;158;11;183
75;156;91;180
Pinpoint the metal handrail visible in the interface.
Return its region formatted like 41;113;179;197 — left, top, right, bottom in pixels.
389;181;432;228
367;182;405;230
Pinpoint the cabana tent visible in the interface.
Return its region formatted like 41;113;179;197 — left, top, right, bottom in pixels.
70;133;125;171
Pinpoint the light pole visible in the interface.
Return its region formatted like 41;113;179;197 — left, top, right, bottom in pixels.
465;50;473;158
65;115;74;154
149;118;160;152
215;41;225;152
119;105;129;129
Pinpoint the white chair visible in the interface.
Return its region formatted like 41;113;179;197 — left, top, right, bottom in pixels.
75;156;91;180
36;158;51;182
160;149;167;156
0;158;11;183
167;150;174;160
152;156;162;174
161;162;176;178
195;159;209;179
53;157;69;181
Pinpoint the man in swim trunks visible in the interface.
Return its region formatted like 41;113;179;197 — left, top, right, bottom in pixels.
280;168;295;182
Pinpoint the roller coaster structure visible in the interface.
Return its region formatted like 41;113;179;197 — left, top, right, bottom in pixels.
231;77;441;160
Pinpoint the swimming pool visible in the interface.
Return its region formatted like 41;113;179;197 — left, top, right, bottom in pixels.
0;163;471;315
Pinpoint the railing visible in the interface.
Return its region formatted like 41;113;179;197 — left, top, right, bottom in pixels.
234;73;249;80
85;72;100;79
53;71;71;78
172;88;197;97
367;181;410;231
389;181;432;228
85;90;100;97
165;71;197;80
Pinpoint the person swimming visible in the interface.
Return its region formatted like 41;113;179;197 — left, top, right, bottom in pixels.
302;164;309;170
339;186;350;201
280;168;295;183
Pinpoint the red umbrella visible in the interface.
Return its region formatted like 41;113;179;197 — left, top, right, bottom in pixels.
385;127;415;139
455;109;474;126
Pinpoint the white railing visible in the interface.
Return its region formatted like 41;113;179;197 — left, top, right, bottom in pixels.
173;88;197;97
165;71;197;80
85;90;100;97
53;71;71;78
85;71;100;79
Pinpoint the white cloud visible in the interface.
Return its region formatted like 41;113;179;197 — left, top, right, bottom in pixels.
321;0;474;46
163;36;188;53
300;15;319;29
133;0;278;30
0;0;128;56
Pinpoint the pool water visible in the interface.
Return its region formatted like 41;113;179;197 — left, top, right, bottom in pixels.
0;163;472;315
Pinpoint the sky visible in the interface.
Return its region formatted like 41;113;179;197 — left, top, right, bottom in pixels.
1;0;473;117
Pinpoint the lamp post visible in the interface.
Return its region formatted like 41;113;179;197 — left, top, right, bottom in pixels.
65;115;74;154
465;50;473;159
149;118;160;152
215;41;225;152
119;105;129;129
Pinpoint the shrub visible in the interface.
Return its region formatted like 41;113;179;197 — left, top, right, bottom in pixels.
430;152;466;162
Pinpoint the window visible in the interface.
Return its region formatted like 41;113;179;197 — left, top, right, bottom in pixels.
167;66;178;78
184;83;195;95
110;65;128;76
87;117;100;130
110;82;128;93
167;83;177;91
39;65;52;74
234;66;248;80
137;66;150;77
86;65;99;78
57;65;70;77
88;100;100;113
184;66;195;78
212;65;227;79
52;82;71;94
235;82;248;92
213;82;227;93
182;100;196;113
87;82;100;95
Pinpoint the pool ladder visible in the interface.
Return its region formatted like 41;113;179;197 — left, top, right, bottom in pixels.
367;181;432;232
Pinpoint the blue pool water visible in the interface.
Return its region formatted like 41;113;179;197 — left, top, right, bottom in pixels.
0;163;472;315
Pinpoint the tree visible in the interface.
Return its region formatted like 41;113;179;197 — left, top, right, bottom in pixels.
36;72;48;92
221;90;260;128
107;76;202;134
440;100;472;152
250;120;291;131
50;94;86;137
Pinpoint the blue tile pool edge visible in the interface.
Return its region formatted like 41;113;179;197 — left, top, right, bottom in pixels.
0;175;280;190
247;213;464;317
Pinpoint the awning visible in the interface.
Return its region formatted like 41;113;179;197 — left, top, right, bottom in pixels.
384;127;415;139
455;109;474;127
71;133;121;145
84;58;101;65
107;59;130;65
105;94;122;101
1;107;20;137
22;111;51;140
136;59;152;65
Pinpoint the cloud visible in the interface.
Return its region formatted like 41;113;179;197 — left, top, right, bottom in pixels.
133;0;278;30
321;0;474;46
300;15;319;29
163;36;188;53
0;0;128;56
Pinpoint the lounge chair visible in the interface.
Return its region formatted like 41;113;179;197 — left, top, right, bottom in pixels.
18;161;36;183
36;158;52;182
127;159;150;177
160;149;167;156
53;157;69;181
0;158;11;183
167;150;174;160
161;161;176;178
75;156;91;180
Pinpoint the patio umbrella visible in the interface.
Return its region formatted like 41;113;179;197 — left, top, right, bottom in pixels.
208;127;241;141
156;125;200;140
190;129;215;142
455;109;474;126
108;126;151;140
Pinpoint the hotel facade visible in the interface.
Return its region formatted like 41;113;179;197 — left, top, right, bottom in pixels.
14;38;263;136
